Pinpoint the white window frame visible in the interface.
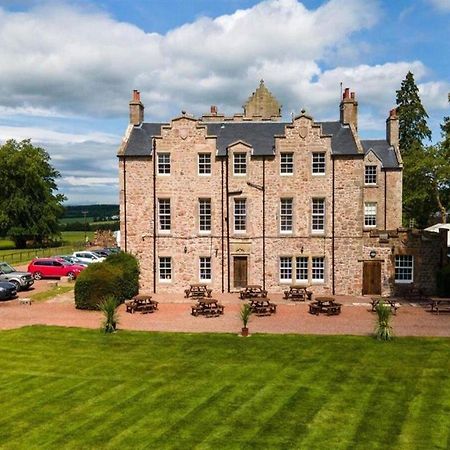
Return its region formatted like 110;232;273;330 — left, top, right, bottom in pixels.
234;198;246;233
159;257;172;282
157;153;171;175
295;257;309;283
233;153;247;176
312;152;326;175
311;257;325;283
365;165;377;185
198;153;211;176
199;257;212;282
158;198;171;233
311;198;325;234
364;202;377;228
280;198;293;233
199;199;211;233
279;257;292;283
280;153;294;175
395;255;414;283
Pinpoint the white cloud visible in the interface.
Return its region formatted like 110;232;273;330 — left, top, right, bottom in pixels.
427;0;450;12
63;176;118;186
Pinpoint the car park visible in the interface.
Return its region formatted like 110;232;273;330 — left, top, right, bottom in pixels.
0;262;34;291
72;251;105;265
0;281;17;300
56;255;88;267
27;258;86;280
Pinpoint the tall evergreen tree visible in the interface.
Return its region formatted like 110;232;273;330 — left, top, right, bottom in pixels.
396;71;432;154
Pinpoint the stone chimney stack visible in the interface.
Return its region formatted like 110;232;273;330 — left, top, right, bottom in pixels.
340;87;358;131
129;89;144;125
210;105;218;116
386;108;399;148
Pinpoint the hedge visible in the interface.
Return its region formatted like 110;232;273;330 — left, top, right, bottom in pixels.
436;264;450;297
74;252;140;310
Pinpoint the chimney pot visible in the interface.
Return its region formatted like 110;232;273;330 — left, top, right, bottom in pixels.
210;105;217;115
343;87;350;99
350;92;355;99
340;87;358;130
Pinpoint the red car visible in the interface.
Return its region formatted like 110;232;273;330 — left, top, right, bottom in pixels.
27;258;86;280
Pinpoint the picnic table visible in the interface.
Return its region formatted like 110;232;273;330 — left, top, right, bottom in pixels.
402;284;430;302
239;285;268;300
125;294;158;314
371;297;398;315
191;298;224;317
184;284;212;299
249;299;277;316
283;285;312;302
309;296;342;316
428;298;450;314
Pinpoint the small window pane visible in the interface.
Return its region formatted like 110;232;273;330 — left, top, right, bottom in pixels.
234;199;246;232
280;153;293;174
199;199;211;232
233;153;247;175
158;153;171;174
312;198;325;232
159;257;172;281
365;165;377;184
159;199;171;232
364;202;377;227
198;153;211;175
280;257;292;282
395;255;413;282
312;257;324;282
280;198;293;232
312;153;325;175
199;257;211;281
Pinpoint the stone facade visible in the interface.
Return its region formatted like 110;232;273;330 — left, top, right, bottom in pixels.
118;83;447;296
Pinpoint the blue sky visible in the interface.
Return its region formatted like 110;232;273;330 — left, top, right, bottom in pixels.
0;0;449;204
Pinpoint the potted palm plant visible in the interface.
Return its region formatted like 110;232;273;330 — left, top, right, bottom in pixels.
99;296;119;333
240;303;252;337
375;300;393;341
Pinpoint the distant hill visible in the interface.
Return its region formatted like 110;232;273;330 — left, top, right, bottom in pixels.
63;204;119;220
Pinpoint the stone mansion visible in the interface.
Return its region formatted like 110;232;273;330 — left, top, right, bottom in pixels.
118;81;447;296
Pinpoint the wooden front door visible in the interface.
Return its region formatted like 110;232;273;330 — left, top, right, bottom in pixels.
233;256;248;288
363;261;382;295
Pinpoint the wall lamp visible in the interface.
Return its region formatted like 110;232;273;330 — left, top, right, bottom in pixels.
228;190;243;196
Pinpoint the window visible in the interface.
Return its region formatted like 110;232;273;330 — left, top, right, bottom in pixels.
280;198;293;233
198;153;211;175
296;257;308;282
199;257;211;281
312;257;325;282
157;153;171;175
158;199;171;232
280;153;294;175
312;198;325;233
159;257;172;281
280;257;292;282
365;165;377;185
234;198;246;232
233;153;247;175
364;202;377;227
395;255;413;283
199;199;211;233
312;153;326;175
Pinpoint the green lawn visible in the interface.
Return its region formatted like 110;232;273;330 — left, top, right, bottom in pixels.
0;328;449;449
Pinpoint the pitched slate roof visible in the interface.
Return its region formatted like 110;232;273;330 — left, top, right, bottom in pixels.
361;140;400;169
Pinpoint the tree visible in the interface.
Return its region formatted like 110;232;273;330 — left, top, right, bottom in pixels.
396;72;434;227
0;139;66;248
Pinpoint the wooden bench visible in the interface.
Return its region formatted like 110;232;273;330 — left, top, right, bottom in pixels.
309;297;342;316
428;298;450;314
125;295;158;314
371;297;398;315
239;285;268;300
184;284;212;298
249;299;277;316
283;285;312;302
191;299;224;317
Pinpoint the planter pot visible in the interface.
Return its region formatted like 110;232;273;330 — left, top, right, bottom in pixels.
241;327;249;337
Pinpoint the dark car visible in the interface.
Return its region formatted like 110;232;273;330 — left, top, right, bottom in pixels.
0;281;17;300
27;258;86;280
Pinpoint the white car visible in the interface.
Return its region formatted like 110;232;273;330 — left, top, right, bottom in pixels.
72;251;105;265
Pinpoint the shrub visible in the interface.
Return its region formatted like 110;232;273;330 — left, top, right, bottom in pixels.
240;303;252;328
74;263;123;310
374;301;393;341
436;264;450;297
99;296;119;333
104;252;139;300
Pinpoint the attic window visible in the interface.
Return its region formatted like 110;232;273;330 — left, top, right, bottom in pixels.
365;165;377;185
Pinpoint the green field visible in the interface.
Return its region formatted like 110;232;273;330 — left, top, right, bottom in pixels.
0;327;448;449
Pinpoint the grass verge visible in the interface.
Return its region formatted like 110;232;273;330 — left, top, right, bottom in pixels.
30;284;74;302
0;327;448;449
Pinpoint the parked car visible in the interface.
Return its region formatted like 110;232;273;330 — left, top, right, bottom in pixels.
56;255;88;267
27;258;86;280
72;251;105;265
0;281;17;300
93;250;109;258
0;262;34;291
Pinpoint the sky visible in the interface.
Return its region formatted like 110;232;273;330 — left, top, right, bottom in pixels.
0;0;449;205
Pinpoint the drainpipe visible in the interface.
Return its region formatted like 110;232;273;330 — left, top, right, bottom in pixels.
226;149;231;292
262;157;266;291
122;157;128;253
332;157;335;295
152;139;157;293
221;159;224;293
384;171;387;230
